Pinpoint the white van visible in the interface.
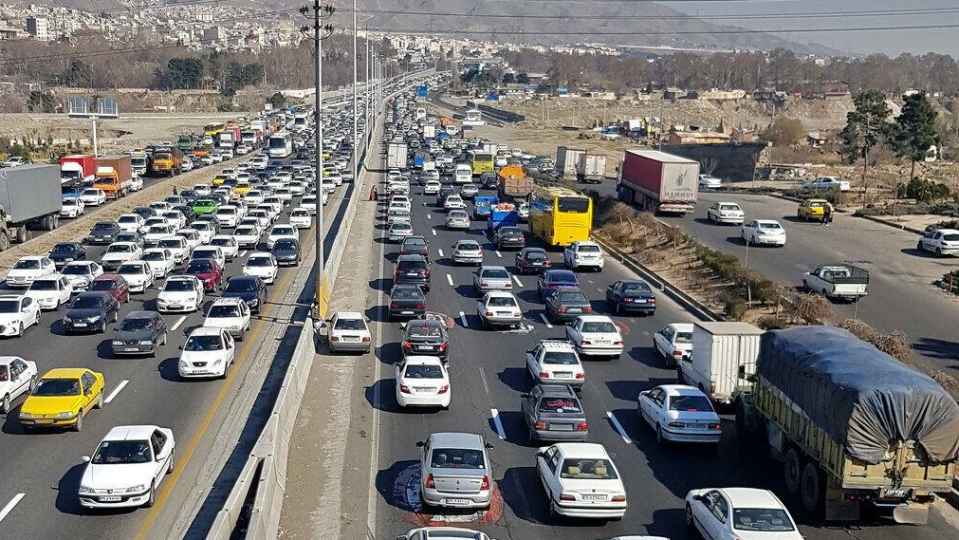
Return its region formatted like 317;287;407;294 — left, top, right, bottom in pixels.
677;322;763;405
454;164;472;184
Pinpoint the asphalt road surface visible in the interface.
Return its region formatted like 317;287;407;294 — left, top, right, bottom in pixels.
366;179;959;539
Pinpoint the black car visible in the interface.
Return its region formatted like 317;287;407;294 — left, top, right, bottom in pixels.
436;185;455;206
173;205;197;223
221;275;268;314
514;247;551;275
179;189;199;204
494;227;526;250
480;172;498;189
605;279;657;316
388;284;426;321
49;242;86;269
86;221;122;245
545;288;593;323
271;238;302;266
521;384;589;443
114;232;145;250
399;236;430;261
63;292;119;334
131;207;157;221
394;254;431;292
112;310;168;357
401;318;450;361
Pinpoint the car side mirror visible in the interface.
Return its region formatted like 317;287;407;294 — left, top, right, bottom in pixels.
178;345;184;351
485;442;494;449
82;455;91;462
415;441;425;448
395;536;410;540
521;393;529;398
738;365;747;379
693;494;704;502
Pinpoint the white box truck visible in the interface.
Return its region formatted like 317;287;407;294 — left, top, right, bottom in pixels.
576;152;607;184
678;322;763;405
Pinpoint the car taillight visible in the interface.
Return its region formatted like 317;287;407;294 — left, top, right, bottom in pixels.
480;475;490;491
362;336;371;343
843;493;862;502
559;493;575;501
575;373;585;379
577;422;588;431
649;298;656;303
534;421;547;430
710;383;716;394
556;306;566;313
486;311;494;316
402;342;413;350
416;303;425;309
399;384;411;394
709;423;722;430
614;340;623;346
580;340;590;346
390;303;398;309
425;474;435;488
505;282;512;288
612;495;626;503
913;494;936;504
423;270;430;276
330;336;339;342
547;284;558;290
668;421;685;428
539;371;549;378
438;342;447;350
584;306;592;313
437;385;449;394
673;350;683;357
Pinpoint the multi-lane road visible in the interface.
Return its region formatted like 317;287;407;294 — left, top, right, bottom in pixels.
362;178;959;539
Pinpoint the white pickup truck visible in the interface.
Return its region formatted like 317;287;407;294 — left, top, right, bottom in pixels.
802;264;869;301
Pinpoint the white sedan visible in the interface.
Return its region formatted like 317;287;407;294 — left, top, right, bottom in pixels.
116;261;155;293
423;180;441;194
443;195;466;211
79;188;107;207
156;276;204;313
706;202;745;225
6;256;56;288
326;311;372;353
243;252;278;284
525;340;585;390
101;242;143;271
141;248;177;279
741;219;786;247
210;235;241;260
62;261;104;292
564;315;624;358
685;488;802;540
652;323;694;367
0;295;41;337
79;425;175;509
0;356;38;413
535;443;627;520
191;246;227;270
802;176;850;192
638;385;722;445
203;297;251;340
476;291;523;329
267;225;298;249
178;327;236;379
290;209;312;229
60;198;85;219
25;274;73;311
300;196;318;215
233;226;261;249
395;356;451;409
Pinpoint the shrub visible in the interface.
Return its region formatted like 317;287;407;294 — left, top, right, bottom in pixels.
838;319;911;363
724;297;747;320
757;316;788;330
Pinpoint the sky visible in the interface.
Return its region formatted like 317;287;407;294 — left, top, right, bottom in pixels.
666;0;959;57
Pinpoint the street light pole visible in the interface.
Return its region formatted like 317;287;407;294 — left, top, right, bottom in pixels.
352;0;358;182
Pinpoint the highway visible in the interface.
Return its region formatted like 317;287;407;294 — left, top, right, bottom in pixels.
0;151;352;540
654;191;959;374
365;179;959;539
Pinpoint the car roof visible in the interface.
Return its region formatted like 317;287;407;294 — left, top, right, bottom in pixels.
32;273;64;281
397;254;427;262
0;294;25;301
485;290;516;298
538;339;577;351
716;487;785;508
92;274;121;281
403;355;445;366
18;255;46;261
667;323;695;332
480;265;508;272
657;384;710;397
42;367;93;379
103;424;161;442
576;315;615;323
429;432;485;449
931;228;959;234
188;326;225;337
123;310;159;320
334;311;365;319
211;297;245;306
536;384;578;398
551;442;611;459
752;219;781;225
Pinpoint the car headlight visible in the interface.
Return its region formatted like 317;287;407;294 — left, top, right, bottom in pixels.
78;485;96;494
112;340;123;347
125;484;146;494
63;316;73;323
55;412;77;420
19;412;35;420
85;316;101;323
213;359;223;366
139;340;153;346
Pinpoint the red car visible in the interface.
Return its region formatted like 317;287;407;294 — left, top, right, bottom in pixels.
180;258;223;291
89;274;131;304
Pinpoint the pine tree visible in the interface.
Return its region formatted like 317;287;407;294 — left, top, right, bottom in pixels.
890;92;939;183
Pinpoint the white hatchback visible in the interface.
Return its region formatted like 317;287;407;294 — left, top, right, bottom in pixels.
243;252;278;284
203;297;252;340
25;274;73;311
79;425;175;509
156;276;204;313
178;327;236;379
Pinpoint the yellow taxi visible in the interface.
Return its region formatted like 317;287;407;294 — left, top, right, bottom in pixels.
212;174;230;186
234;181;253;196
797;199;829;221
19;368;105;432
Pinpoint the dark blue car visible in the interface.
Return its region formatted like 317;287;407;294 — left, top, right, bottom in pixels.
537;269;580;300
221;276;268;314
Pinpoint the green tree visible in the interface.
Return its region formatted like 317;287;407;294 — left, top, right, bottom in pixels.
763;117;806;147
889;92;939;182
502;73;515;84
516;72;530;85
27;91;57;113
62;60;93;88
268;92;286;110
839;90;891;208
167;58;203;89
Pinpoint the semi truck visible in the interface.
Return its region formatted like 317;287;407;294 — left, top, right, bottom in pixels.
129;150;149;177
149;146;183;176
576;152;607;184
0;164;63;248
617;149;699;215
59;154;96;188
215;130;236;151
93;155;134;199
556;146;586;178
737;327;959;524
387;143;408;170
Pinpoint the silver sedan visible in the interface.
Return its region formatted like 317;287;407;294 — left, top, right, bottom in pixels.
472;265;514;295
445;210;471;230
451;240;483;265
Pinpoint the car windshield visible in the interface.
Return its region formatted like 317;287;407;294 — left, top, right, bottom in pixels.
543;351;578;365
235;228;256;236
187;260;214;273
72;296;104;308
51;244;76;254
117;264;145;274
209;304;241;318
29;280;58;290
272;228;295;236
582;321;617;333
62;265;90;276
404;238;426;247
32;378;80;396
247;257;273;267
185;335;223;351
120;317;154;331
0;300;20;313
733;508;795;532
92;440;152;464
560;458;618;479
487;296;516;307
622;283;651;295
142;252;167;261
430;448;485;469
398;261;427;271
92;223;115;233
107;245;132;253
118;216;138;224
456;242;479;250
0;365;7;381
211;238;233;247
525;251;547;261
482;269;509;279
549;272;576;283
14;259;40;269
943;233;959;241
557;292;587;303
578;245;601;253
392;288;423;300
164;280;195;291
406;324;441;340
720;204;741;211
669;395;714;412
157;240;181;249
539;397;582;413
675;331;693;343
759;222;782;230
403;364;444;379
226;279;257;292
193;250;217;259
274;240;298;250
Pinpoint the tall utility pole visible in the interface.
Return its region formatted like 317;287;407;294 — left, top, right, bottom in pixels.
352;0;358;182
300;0;334;317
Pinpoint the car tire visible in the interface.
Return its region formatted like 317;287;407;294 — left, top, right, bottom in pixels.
1;393;10;414
73;412;83;432
145;484;156;508
936;247;943;258
685;503;695;528
95;391;104;409
17;322;23;337
168;448;176;474
656;424;666;445
615;302;623;316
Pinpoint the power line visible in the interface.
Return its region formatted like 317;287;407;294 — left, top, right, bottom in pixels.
367;22;959;36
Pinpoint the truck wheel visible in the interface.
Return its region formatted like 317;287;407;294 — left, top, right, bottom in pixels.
783;448;802;495
52;215;59;229
800;463;824;513
0;230;9;251
15;226;27;244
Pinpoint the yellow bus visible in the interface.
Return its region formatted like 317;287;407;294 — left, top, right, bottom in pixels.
469;151;495;176
204;122;226;136
528;186;594;247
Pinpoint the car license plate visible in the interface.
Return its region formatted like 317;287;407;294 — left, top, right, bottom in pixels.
342;337;358;342
885;489;908;498
420;345;434;350
124;347;139;352
170;304;181;309
446;498;470;506
596;340;611;345
401;310;413;315
99;496;122;502
36;419;54;424
581;494;606;501
568;308;581;313
554;373;572;379
74;323;87;327
496;312;510;316
552;424;574;431
689;423;708;430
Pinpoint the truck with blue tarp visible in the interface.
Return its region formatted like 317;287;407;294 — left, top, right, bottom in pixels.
473;196;497;219
413;151;428;169
487;203;519;234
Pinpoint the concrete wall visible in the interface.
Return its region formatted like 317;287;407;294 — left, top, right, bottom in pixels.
661;141;769;183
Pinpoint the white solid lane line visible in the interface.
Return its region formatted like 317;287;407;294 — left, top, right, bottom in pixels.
0;493;25;524
437;249;444;258
171;315;187;331
446;274;454;286
479;366;491;394
459;311;468;328
238;251;248;258
105;380;129;404
607;411;633;444
512;275;523;288
432;229;436;236
427;214;432;220
539;313;553;329
491;409;507;440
